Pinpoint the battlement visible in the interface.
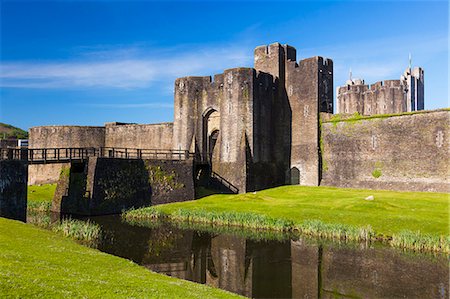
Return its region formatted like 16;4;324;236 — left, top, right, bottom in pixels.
337;64;424;116
254;42;297;63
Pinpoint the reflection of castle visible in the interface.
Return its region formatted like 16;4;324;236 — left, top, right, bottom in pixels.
93;217;449;298
337;64;424;116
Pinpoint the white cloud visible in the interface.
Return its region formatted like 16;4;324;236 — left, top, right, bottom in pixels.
0;43;253;90
86;102;174;109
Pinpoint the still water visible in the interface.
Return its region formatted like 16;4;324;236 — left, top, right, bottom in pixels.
71;215;449;299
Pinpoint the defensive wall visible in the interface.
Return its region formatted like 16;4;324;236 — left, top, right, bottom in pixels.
28;126;105;185
52;157;194;215
337;66;424;116
28;123;174;185
0;160;27;221
321;109;449;192
105;122;173;149
337;80;407;116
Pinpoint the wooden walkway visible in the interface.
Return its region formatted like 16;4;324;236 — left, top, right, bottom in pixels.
0;147;195;164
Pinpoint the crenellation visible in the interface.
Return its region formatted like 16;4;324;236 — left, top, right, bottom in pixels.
338;66;424;116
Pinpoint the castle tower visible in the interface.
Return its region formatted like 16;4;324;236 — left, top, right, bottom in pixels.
254;43;334;186
337;63;424;116
401;66;424;111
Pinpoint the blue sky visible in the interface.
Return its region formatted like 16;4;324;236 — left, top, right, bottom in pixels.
0;0;448;130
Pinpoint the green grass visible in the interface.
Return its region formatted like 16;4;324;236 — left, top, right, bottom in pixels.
325;108;450;125
27;184;56;212
124;185;450;252
0;217;242;299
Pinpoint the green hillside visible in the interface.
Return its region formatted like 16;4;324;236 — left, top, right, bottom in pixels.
0;123;28;139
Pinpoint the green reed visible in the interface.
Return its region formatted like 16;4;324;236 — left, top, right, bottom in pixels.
123;207;449;253
52;218;102;248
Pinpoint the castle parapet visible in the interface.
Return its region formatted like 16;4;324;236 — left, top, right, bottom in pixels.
337;66;424;116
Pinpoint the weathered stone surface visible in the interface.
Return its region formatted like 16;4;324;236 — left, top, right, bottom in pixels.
52;157;194;215
0;160;27;221
29;125;105;148
321;245;448;298
337;67;424;116
28;163;69;185
321;110;450;192
105;122;173;149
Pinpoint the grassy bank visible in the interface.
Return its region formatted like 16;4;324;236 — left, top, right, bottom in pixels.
27;183;56;212
0;217;241;298
124;186;449;253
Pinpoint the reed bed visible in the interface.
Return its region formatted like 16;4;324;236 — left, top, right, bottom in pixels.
391;230;450;253
123;207;449;253
27;201;52;213
52;218;102;248
295;220;375;242
26;210;52;229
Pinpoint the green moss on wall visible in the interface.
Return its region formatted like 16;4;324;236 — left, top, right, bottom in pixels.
325;109;450;125
59;166;70;179
145;163;184;195
372;169;382;178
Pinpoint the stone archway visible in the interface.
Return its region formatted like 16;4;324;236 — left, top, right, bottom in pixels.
202;108;220;163
209;129;219;162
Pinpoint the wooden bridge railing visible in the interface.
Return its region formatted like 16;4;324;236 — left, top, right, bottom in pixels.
0;147;195;163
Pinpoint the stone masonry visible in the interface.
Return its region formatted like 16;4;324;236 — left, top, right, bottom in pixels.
337;66;424;116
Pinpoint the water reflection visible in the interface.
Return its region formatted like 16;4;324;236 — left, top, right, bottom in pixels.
80;216;448;299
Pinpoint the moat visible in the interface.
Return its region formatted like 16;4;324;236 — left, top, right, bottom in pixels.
34;214;448;299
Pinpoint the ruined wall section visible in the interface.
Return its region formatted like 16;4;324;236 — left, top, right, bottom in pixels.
321;110;449;192
105;122;173;149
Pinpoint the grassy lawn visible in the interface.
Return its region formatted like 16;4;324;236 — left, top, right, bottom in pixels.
0;217;241;299
27;184;56;211
126;186;449;250
28;183;56;203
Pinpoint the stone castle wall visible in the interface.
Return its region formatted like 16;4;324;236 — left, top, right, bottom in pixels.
105;122;173;149
52;157;194;215
28;123;174;185
28;162;70;185
173;67;280;193
29;126;106;148
321;110;449;192
253;43;333;188
337;80;408;116
285;56;333;186
28;126;106;185
0;160;27;221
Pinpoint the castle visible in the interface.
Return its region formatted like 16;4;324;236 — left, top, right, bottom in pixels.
337;65;424;116
28;43;449;194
